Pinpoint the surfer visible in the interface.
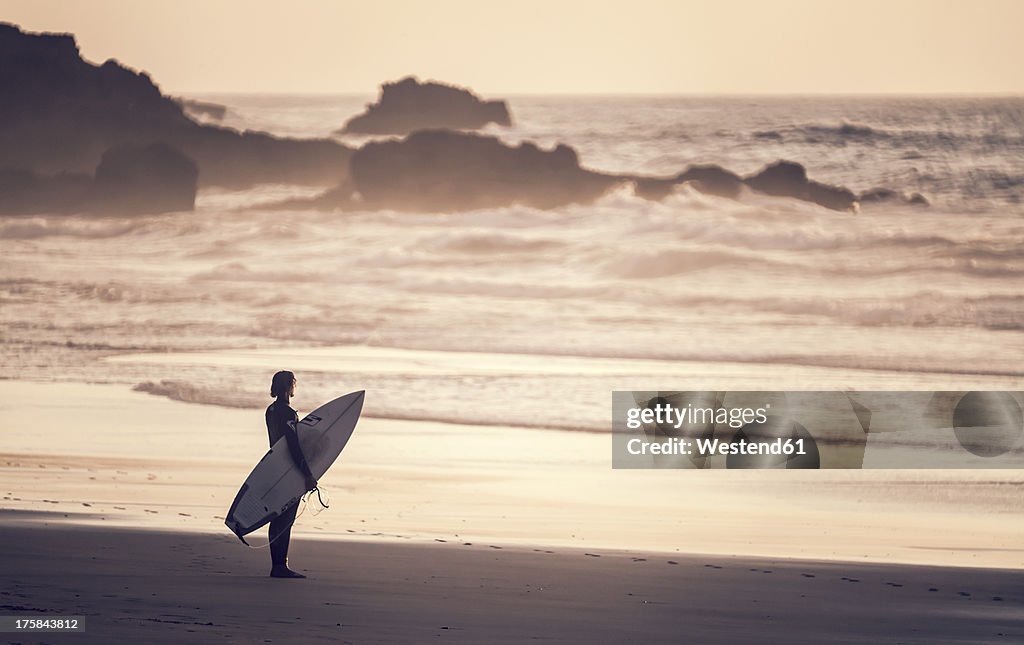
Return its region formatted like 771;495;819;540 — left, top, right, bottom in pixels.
266;370;318;579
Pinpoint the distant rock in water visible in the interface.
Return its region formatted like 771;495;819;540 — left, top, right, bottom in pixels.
0;143;197;215
634;164;744;201
744;161;858;212
293;135;869;214
859;187;930;207
175;97;229;122
0;169;94;215
339;77;512;136
93;143;198;213
634;161;859;211
0;22;351;189
346;130;620;211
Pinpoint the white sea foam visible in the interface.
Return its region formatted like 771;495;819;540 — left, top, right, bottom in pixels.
2;95;1023;429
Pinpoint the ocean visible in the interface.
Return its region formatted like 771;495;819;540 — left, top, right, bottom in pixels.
2;95;1023;432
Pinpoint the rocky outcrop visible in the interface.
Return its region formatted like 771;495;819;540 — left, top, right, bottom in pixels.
0;23;351;189
93;143;198;213
338;77;512;136
859;187;930;207
634;164;744;201
0;169;94;215
346;130;620;211
632;161;865;211
744;161;858;211
0;143;198;215
289;131;879;214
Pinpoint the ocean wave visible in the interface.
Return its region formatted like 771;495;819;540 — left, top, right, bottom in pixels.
133;379;603;432
751;293;1024;331
190;262;334;283
419;230;562;254
752;121;1024;154
753;121;889;144
0;216;146;239
393;275;609;300
601;248;772;279
134;380;264;408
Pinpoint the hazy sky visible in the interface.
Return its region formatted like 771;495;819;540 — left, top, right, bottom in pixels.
3;0;1023;94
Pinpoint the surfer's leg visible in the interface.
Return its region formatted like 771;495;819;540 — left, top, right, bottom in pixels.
269;502;304;578
269;501;299;564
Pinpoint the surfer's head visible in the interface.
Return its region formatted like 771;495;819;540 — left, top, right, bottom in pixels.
271;370;296;398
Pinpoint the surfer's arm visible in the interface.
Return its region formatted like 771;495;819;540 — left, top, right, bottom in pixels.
283;421;317;490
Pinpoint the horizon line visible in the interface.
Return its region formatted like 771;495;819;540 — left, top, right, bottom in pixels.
175;89;1024;99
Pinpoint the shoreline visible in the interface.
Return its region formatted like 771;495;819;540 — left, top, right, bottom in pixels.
1;523;1020;644
2;379;1024;571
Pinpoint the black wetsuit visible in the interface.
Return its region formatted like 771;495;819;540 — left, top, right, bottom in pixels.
265;400;314;567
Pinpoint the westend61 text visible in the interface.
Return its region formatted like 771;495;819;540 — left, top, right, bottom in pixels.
626;437;808;457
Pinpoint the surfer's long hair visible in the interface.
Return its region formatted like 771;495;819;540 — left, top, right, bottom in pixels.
270;370;295;398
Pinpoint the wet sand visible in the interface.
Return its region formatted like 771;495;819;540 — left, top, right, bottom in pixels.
2;380;1024;569
1;522;1021;644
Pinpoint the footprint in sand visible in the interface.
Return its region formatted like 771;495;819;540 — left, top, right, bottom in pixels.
144;509;158;514
801;573;816;578
586;553;601;558
704;564;723;569
434;539;447;543
114;506;126;510
885;582;903;588
840;577;860;583
957;591;971;597
992;596;1004;602
667;561;679;565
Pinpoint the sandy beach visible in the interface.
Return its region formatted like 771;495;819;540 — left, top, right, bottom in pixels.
1;378;1023;642
2;523;1021;644
3;379;1024;568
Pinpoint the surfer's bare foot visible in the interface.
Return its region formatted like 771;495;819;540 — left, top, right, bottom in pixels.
270;565;307;579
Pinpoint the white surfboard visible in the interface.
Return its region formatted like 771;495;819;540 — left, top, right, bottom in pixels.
225;390;365;543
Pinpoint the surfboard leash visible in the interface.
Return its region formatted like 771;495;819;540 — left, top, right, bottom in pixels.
239;486;330;549
312;485;330;509
241;494;309;549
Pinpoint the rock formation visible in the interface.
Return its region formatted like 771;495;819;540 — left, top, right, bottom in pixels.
744;161;858;211
93;143;198;213
0;143;197;215
0;23;351;189
347;130;620;211
859;187;930;207
338;77;512;136
634;164;744;201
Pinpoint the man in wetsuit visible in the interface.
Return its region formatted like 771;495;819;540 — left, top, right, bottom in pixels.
266;370;317;579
